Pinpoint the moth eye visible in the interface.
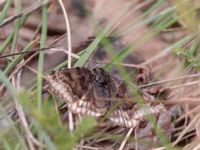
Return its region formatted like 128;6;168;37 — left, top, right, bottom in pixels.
94;74;101;82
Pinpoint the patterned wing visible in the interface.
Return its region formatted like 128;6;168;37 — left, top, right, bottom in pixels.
108;104;166;128
107;78;167;128
47;67;93;103
46;67;107;116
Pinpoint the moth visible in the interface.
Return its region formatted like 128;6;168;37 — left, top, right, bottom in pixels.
0;40;167;128
46;67;166;128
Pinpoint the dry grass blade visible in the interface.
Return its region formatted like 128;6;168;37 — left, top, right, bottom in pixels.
139;73;200;88
173;113;200;146
0;46;57;58
58;0;74;131
119;128;134;150
11;68;44;149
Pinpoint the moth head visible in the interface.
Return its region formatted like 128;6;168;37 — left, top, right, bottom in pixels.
92;68;110;84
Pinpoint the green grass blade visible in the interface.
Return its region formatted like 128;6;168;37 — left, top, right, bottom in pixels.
0;0;12;24
11;0;22;53
0;32;14;53
37;5;48;109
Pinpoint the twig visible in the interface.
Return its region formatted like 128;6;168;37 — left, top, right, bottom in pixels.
139;73;200;88
25;65;46;79
97;61;148;70
58;0;72;68
11;62;44;149
58;0;73;131
173;113;200;146
49;48;79;59
0;46;57;58
119;128;134;150
48;33;67;46
165;80;200;90
97;97;200;105
12;60;35;150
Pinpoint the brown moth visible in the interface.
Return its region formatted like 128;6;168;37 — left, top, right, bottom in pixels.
46;67;166;128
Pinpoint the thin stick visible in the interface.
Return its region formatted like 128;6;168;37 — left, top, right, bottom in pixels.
0;46;56;58
49;48;79;59
0;47;79;60
11;70;44;148
139;73;200;88
97;97;200;105
25;65;46;79
166;80;200;90
58;0;73;131
173;113;200;146
97;61;148;70
12;61;35;150
119;128;134;150
58;0;72;68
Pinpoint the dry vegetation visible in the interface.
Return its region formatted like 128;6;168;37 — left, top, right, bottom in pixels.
0;0;200;150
